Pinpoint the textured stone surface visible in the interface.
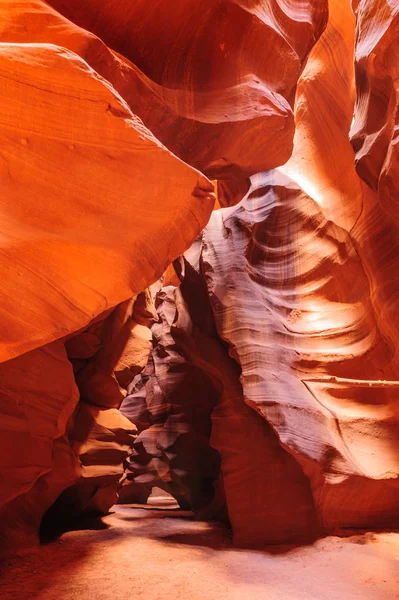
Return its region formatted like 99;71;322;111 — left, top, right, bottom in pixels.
170;256;318;544
46;404;137;521
0;343;79;509
0;343;80;550
202;172;399;531
198;0;399;534
46;0;328;182
3;0;399;555
0;0;214;550
0;9;215;362
120;279;223;516
351;0;399;213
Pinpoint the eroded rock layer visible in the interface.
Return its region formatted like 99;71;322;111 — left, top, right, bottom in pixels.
2;0;399;552
120;281;222;516
46;0;328;180
0;34;214;363
0;343;80;548
172;256;319;544
198;0;399;533
202;173;399;531
351;0;399;217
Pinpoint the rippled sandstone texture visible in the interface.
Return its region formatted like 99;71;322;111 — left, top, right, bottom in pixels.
0;2;215;362
119;280;223;517
2;0;399;554
46;0;327;181
118;0;399;540
199;0;399;535
0;0;328;552
351;0;399;216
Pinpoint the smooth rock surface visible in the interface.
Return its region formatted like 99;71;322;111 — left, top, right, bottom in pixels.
47;0;328;181
0;342;80;550
0;33;214;362
3;0;399;556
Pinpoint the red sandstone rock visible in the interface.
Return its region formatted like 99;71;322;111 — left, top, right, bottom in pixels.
198;0;399;534
0;0;215;550
46;0;328;182
0;343;80;550
3;0;399;554
171;255;318;543
120;278;222;515
73;295;155;409
351;0;399;212
202;171;399;531
61;404;137;514
281;0;364;230
0;16;215;362
0;343;79;508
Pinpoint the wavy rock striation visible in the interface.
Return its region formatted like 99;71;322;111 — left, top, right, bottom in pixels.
0;35;214;362
199;0;399;535
5;0;399;552
0;0;215;550
202;171;399;531
351;0;399;219
120;274;223;516
46;0;328;198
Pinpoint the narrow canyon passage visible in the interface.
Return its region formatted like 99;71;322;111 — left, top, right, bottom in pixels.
1;502;399;600
3;0;399;598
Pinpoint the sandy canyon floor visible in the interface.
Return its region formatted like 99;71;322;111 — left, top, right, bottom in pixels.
1;500;399;600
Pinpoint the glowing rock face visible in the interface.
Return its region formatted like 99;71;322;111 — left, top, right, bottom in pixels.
202;172;399;532
351;0;399;218
198;0;399;535
46;0;328;185
0;40;214;363
0;0;327;551
2;0;399;552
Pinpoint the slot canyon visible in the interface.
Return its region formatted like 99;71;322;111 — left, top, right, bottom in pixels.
1;0;399;598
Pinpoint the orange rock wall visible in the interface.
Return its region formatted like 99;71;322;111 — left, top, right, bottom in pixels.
199;0;399;536
2;0;399;551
